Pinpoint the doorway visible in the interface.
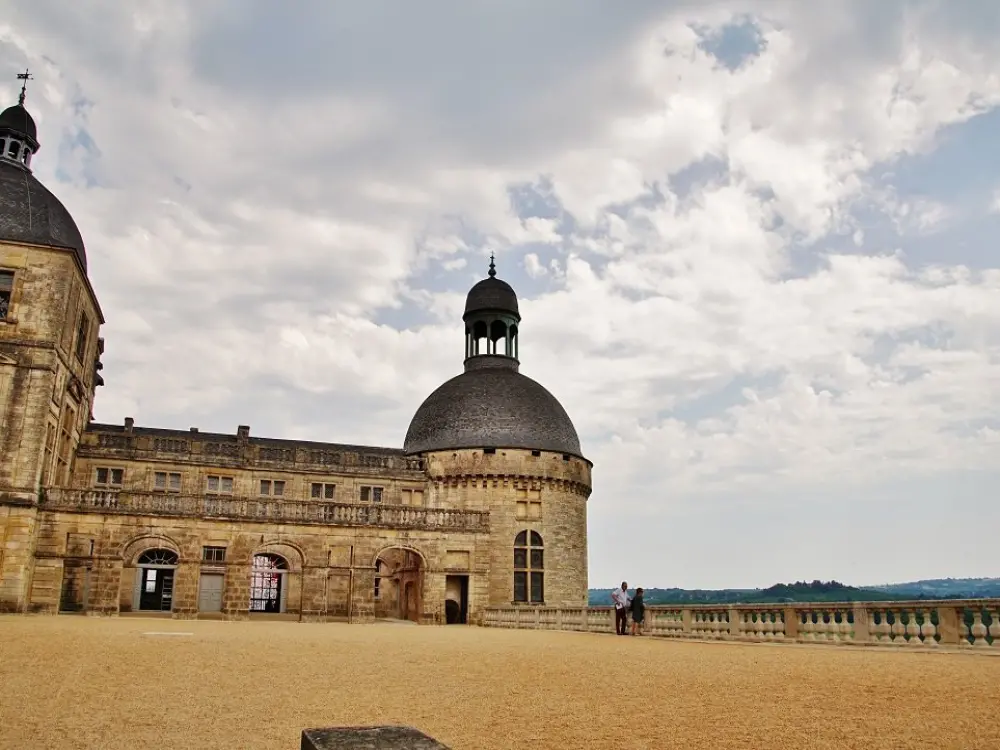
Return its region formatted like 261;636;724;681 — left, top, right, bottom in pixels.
373;548;424;623
250;553;287;613
134;549;178;612
198;573;224;613
445;575;469;624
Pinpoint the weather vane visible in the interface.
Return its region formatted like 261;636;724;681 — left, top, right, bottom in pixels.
16;69;32;106
488;252;496;277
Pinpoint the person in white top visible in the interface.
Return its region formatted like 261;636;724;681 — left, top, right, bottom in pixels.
611;581;631;635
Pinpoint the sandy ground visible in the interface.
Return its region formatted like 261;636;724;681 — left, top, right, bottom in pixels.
0;616;997;750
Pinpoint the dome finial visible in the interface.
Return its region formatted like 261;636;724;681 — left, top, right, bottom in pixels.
488;252;496;278
16;69;32;107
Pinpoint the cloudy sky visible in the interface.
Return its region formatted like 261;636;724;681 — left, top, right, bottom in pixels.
4;1;999;590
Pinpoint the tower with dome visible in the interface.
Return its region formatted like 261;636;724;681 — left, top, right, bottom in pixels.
0;76;591;621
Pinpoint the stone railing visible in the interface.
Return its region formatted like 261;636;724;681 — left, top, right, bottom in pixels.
40;488;490;533
483;601;1000;648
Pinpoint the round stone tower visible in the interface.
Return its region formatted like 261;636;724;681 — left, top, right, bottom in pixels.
404;258;592;609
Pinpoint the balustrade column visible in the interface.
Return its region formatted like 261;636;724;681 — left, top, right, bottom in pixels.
935;606;961;645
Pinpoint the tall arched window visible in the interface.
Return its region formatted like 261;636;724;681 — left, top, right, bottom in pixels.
513;530;544;603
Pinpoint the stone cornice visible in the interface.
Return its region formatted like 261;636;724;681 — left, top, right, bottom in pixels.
430;472;592;499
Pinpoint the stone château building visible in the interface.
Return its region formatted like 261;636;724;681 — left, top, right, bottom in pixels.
0;86;592;623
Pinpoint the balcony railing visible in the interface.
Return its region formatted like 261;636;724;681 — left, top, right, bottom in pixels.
40;488;490;533
483;602;1000;649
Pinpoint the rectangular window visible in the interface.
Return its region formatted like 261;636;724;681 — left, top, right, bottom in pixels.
202;546;226;563
75;314;89;362
516;501;527;519
259;479;286;497
206;475;234;494
154;471;182;492
528;501;541;520
0;270;12;320
94;467;124;487
360;486;383;504
311;482;336;500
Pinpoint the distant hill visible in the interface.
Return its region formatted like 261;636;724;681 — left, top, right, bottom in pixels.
588;578;1000;607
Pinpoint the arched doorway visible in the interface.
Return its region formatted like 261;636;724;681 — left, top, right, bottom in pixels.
373;548;424;623
134;549;179;612
250;553;288;613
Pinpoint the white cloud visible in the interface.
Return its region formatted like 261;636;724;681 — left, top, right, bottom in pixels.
3;0;1000;589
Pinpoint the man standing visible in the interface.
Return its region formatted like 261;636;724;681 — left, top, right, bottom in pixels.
611;581;630;635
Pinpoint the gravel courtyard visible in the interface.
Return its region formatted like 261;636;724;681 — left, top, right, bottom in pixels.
0;616;996;750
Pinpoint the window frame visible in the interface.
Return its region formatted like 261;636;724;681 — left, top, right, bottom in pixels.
75;313;89;362
0;269;13;322
153;471;182;493
360;485;384;504
201;546;226;564
94;466;124;488
205;475;234;495
513;530;544;604
259;479;286;497
311;482;336;500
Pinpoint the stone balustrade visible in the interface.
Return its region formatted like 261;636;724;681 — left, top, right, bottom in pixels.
483;601;1000;648
40;488;490;533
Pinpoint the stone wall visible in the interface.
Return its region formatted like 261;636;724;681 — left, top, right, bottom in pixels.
1;241;102;610
424;448;591;608
28;507;490;622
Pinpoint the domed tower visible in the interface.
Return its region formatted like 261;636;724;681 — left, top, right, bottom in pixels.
0;72;104;611
404;257;592;612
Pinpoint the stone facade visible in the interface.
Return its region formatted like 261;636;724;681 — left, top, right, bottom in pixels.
1;239;103;612
0;235;592;625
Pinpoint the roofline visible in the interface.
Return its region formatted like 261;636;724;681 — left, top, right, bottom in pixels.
462;307;522;322
404;444;592;467
85;422;405;455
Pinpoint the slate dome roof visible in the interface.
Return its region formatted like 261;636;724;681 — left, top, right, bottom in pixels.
464;276;519;318
403;360;583;457
0;104;37;141
0;163;88;271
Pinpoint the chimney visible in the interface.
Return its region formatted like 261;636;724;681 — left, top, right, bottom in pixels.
124;417;134;432
237;425;250;440
189;427;199;433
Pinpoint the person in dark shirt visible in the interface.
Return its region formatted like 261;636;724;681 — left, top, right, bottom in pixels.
629;587;645;636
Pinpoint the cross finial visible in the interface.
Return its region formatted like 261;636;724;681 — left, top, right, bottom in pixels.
16;69;32;106
488;252;496;278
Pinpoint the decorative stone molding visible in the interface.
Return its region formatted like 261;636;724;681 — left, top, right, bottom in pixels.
40;488;491;533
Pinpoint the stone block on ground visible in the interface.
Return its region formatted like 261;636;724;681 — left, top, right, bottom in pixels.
301;726;450;749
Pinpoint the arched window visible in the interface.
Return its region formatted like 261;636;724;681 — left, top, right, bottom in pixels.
137;548;179;566
513;530;544;603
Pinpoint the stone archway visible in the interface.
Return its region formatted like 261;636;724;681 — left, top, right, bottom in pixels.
249;553;288;613
133;548;179;612
373;547;425;623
